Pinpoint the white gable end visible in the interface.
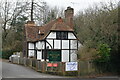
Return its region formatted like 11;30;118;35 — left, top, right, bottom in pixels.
47;32;56;38
46;40;53;49
68;32;76;39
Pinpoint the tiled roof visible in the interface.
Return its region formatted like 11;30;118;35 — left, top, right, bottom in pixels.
25;17;74;42
51;17;74;31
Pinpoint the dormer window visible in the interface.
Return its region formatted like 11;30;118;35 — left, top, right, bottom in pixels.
38;30;41;34
56;31;68;39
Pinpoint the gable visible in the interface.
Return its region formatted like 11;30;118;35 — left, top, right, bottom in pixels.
46;31;77;40
25;17;74;41
47;32;56;39
68;32;77;39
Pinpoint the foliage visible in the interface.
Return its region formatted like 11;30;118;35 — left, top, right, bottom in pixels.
94;43;111;63
74;2;118;49
75;2;119;73
2;49;17;59
78;46;97;60
91;43;111;73
2;15;27;51
1;1;64;59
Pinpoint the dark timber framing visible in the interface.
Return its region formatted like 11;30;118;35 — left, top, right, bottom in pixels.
27;31;79;62
69;40;71;62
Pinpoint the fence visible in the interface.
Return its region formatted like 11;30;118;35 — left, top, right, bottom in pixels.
11;57;97;76
78;60;97;76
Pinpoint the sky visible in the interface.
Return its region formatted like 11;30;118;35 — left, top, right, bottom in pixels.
44;0;119;14
1;0;119;14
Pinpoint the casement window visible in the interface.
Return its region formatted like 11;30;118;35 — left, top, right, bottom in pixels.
56;32;68;39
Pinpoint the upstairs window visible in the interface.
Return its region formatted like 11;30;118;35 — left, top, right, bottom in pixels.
56;32;68;39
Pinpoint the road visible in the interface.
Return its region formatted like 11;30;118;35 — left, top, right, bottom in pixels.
1;60;119;80
1;61;64;78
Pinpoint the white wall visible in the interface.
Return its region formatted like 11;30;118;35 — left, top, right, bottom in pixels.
28;43;34;49
62;50;69;62
28;50;34;57
46;40;53;49
70;40;77;49
70;50;77;61
68;32;76;39
36;41;44;49
34;31;81;62
54;40;61;49
47;32;56;38
78;42;82;49
37;51;42;60
62;40;69;49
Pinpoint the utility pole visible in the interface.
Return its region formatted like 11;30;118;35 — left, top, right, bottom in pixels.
31;0;34;21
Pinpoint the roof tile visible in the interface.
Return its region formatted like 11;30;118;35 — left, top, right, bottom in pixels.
25;17;74;42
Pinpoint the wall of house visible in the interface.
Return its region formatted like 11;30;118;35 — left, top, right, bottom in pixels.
28;43;34;49
46;40;53;49
54;40;61;49
70;50;77;61
28;50;35;57
62;40;69;49
68;32;76;39
28;43;35;57
37;51;42;60
33;31;81;62
62;50;69;62
45;31;81;62
47;32;56;38
35;41;45;60
36;41;45;49
70;40;77;49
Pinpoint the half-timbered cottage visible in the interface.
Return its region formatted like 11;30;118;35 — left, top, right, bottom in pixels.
23;7;82;62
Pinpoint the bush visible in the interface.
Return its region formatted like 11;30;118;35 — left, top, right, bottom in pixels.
78;46;97;60
0;51;2;58
2;49;16;59
94;43;111;63
93;43;111;73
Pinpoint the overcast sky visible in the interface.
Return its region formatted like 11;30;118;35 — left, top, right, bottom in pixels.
44;0;119;14
1;0;119;14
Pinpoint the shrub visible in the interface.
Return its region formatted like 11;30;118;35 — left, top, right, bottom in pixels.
94;43;111;63
2;49;16;59
93;43;111;73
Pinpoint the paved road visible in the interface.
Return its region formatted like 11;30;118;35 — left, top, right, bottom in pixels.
1;60;120;80
1;61;65;78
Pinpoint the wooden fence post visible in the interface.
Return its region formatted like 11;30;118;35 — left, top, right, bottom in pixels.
78;61;80;77
42;61;46;73
62;62;66;76
30;58;32;67
36;60;38;71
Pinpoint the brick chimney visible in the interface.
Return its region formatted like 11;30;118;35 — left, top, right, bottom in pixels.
25;21;35;27
65;7;74;29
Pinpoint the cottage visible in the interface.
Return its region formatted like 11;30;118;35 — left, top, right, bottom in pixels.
23;7;82;62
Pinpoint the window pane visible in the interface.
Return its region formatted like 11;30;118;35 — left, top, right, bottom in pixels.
56;32;61;39
56;32;68;39
62;32;68;39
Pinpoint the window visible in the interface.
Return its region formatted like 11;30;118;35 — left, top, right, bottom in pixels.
56;32;68;39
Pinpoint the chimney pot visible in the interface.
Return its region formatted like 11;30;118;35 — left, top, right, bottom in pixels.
65;7;74;29
25;21;35;27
